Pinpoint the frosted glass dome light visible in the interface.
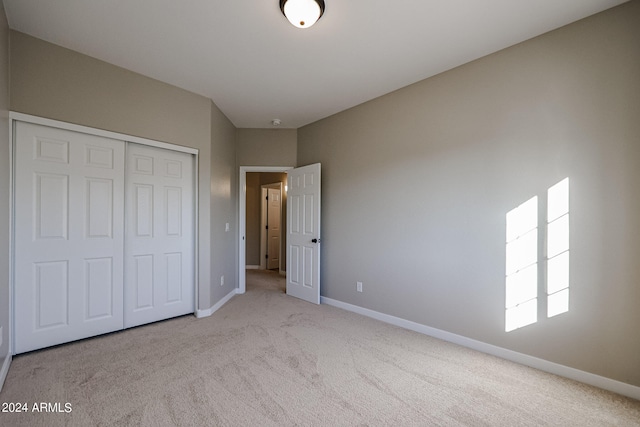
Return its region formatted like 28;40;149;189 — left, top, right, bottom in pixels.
280;0;325;29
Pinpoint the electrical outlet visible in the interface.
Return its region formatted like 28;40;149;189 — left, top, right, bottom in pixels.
357;281;363;292
225;223;230;232
220;275;225;286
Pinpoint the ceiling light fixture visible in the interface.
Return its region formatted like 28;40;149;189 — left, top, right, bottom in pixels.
280;0;325;29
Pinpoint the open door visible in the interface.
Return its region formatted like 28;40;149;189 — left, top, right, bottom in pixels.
260;184;283;270
266;187;281;270
286;163;321;304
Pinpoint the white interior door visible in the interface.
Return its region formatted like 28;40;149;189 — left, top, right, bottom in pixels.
14;122;125;353
267;187;281;270
124;143;195;328
260;187;267;269
286;163;321;304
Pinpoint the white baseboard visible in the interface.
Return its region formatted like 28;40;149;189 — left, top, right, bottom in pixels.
196;289;239;318
279;269;286;276
245;265;260;270
321;296;640;401
0;355;11;393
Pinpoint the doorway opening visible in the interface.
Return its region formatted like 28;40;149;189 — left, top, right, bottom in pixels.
238;166;293;294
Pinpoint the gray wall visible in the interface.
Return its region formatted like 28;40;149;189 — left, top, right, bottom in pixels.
210;101;238;303
10;31;236;311
237;128;297;167
245;172;288;268
0;2;10;368
298;1;640;387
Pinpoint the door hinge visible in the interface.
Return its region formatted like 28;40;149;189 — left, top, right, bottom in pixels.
265;225;268;230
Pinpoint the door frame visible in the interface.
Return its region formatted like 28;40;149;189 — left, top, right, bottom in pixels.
8;112;199;356
238;166;293;294
260;182;283;271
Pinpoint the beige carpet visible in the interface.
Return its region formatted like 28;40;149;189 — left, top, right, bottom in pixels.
1;269;639;426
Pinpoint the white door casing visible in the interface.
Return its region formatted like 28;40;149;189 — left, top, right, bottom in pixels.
286;163;321;304
124;143;195;328
14;122;125;353
267;187;281;270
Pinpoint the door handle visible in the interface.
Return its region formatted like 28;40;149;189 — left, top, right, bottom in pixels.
311;238;321;243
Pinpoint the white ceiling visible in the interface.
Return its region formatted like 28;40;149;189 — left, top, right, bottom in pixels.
3;0;628;128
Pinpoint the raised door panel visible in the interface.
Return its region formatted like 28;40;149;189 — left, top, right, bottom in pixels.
165;253;182;303
304;194;315;235
35;137;69;163
289;195;301;234
165;187;182;236
85;145;114;169
35;173;69;240
134;184;154;238
133;255;154;310
85;257;114;320
34;261;69;330
86;178;113;239
289;245;300;285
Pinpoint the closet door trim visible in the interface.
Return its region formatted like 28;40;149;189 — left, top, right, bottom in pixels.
9;112;198;155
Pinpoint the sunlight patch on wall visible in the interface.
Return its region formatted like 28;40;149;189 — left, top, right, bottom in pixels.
547;178;570;318
505;196;538;332
505;178;570;332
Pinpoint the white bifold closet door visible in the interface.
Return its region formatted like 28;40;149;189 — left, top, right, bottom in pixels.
124;143;194;328
14;122;195;354
14;122;126;353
